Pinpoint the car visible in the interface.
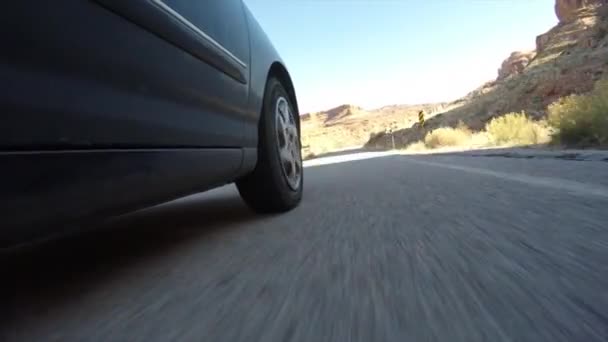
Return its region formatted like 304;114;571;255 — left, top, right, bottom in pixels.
0;0;303;247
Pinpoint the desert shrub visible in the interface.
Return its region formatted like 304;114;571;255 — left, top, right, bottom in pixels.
470;131;491;147
485;112;550;146
368;131;385;141
424;126;472;148
548;79;608;146
405;141;427;152
456;120;472;135
303;152;316;160
597;26;608;40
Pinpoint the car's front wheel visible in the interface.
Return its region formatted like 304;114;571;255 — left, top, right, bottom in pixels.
236;77;303;213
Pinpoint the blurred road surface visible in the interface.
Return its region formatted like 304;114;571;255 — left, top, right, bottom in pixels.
4;151;608;341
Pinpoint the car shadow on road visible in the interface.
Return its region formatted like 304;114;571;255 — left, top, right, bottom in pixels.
3;188;261;324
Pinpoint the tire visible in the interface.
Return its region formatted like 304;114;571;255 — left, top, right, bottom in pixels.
236;77;303;213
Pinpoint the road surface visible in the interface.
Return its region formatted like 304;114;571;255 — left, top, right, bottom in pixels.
4;151;608;341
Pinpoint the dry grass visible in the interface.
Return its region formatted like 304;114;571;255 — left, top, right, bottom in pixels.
424;125;472;149
405;141;428;152
403;113;550;152
470;131;491;147
548;79;608;147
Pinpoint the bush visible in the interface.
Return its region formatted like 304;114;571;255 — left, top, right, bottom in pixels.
548;79;608;147
405;114;552;151
369;131;384;141
485;112;550;146
303;152;316;160
597;26;607;41
405;141;427;152
424;126;472;148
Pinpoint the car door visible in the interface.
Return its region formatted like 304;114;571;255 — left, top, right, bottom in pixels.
0;0;255;245
93;0;251;148
2;0;252;149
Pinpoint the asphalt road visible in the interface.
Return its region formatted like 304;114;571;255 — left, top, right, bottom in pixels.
4;151;608;341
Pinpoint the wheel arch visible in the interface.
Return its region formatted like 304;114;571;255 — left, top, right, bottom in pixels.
267;62;300;129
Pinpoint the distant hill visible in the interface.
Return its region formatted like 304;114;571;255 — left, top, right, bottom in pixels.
301;103;451;157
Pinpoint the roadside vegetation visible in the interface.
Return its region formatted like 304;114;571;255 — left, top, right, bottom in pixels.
303;152;317;160
405;114;550;152
548;79;608;147
423;122;472;149
403;78;607;152
485;113;550;146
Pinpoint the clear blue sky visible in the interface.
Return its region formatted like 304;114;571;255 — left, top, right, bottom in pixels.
244;0;557;113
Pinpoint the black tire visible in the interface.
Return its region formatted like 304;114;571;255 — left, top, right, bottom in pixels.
236;77;303;213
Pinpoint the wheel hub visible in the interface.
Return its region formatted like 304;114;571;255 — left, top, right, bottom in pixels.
275;97;301;190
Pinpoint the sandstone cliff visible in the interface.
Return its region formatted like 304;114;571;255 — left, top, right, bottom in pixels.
555;0;607;23
497;51;537;80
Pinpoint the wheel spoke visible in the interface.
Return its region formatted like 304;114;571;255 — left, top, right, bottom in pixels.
280;145;292;163
293;120;299;142
285;125;293;144
290;157;297;178
279;101;289;124
292;150;300;170
278;109;286;127
275;96;301;190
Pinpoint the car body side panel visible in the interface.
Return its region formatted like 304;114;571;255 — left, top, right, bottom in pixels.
96;0;250;84
0;0;257;246
0;148;242;247
0;1;300;246
0;0;249;149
